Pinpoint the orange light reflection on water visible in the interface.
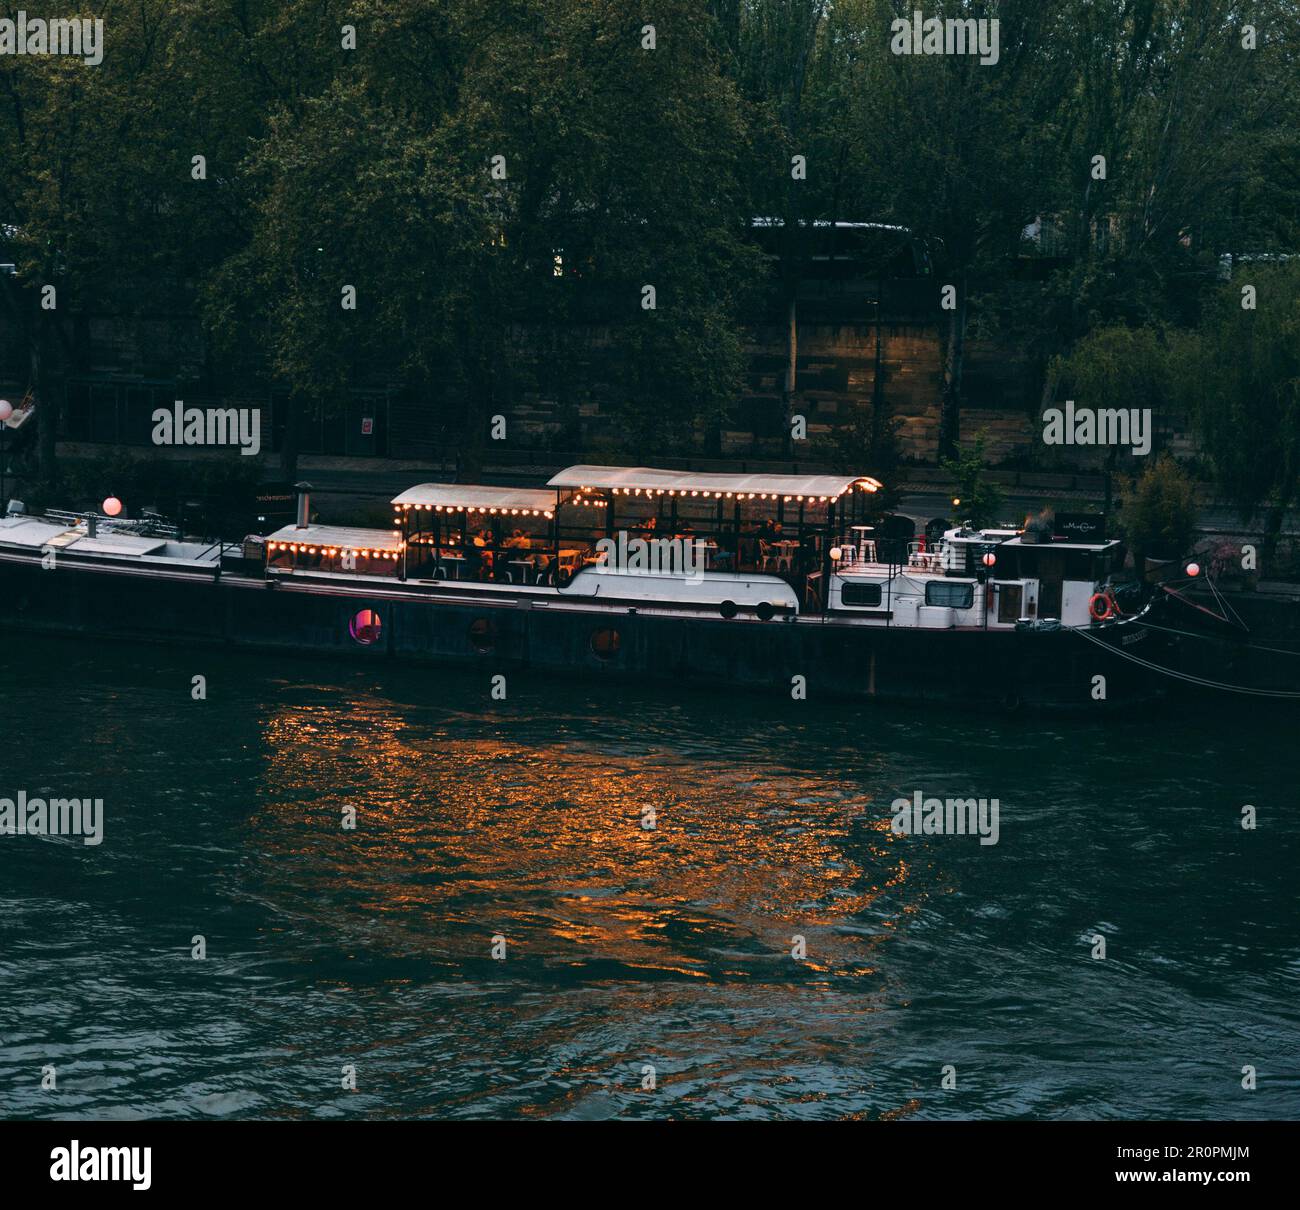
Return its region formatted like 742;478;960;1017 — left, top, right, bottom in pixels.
248;692;922;983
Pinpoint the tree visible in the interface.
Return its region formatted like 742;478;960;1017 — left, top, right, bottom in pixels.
1177;261;1300;565
999;0;1300;414
1118;451;1198;567
0;0;344;481
1047;323;1173;511
205;0;763;476
0;1;195;477
942;429;1004;528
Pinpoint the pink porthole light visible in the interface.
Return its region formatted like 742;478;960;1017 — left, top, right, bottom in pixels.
349;609;382;645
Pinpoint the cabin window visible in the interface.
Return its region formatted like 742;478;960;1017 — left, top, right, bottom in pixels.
349;608;383;645
841;583;883;607
925;581;974;609
590;627;621;660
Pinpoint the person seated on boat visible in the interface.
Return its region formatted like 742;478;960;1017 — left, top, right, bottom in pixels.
471;528;492;548
463;544;484;579
639;515;657;533
677;519;695;538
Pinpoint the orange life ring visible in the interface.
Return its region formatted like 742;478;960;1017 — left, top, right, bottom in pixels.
1089;592;1113;622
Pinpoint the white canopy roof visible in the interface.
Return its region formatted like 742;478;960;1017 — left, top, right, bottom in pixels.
392;483;556;516
267;524;403;554
547;464;881;500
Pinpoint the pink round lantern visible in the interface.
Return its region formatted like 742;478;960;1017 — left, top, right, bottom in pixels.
102;496;123;517
1186;562;1200;578
982;552;997;567
0;400;12;422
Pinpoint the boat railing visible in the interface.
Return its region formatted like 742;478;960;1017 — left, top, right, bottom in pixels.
35;508;228;549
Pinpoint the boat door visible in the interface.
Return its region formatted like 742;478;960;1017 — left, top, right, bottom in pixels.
1035;550;1066;618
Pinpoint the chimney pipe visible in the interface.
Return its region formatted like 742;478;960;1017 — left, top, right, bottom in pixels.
295;482;312;529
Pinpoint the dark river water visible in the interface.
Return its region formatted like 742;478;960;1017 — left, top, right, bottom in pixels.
1;635;1297;1120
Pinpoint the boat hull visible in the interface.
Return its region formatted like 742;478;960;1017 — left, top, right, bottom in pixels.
0;552;1173;711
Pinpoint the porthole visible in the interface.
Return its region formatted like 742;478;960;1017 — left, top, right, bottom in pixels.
468;617;496;653
755;601;775;621
349;608;383;645
719;600;738;619
590;627;621;660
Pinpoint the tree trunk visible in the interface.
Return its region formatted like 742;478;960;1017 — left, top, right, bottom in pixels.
457;352;495;483
457;398;485;482
782;294;797;456
938;273;967;461
33;312;58;480
869;288;887;455
279;396;299;481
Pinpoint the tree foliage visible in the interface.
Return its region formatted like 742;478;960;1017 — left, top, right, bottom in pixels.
1177;261;1300;557
1;0;1298;483
1119;451;1199;564
942;429;1004;527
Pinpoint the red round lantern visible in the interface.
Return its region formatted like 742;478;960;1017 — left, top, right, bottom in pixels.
0;400;13;422
981;551;997;567
102;496;123;517
1186;561;1200;577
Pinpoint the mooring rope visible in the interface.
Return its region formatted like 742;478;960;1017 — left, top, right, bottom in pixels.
1132;619;1300;660
1066;622;1300;699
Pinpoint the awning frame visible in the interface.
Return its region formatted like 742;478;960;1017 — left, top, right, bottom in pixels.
546;464;881;504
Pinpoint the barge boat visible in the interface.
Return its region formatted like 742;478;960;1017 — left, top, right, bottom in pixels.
0;465;1175;710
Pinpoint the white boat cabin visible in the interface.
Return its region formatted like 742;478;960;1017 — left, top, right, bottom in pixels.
829;525;1124;629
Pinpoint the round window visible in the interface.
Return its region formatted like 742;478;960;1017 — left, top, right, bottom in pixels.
349;608;383;645
590;627;621;660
